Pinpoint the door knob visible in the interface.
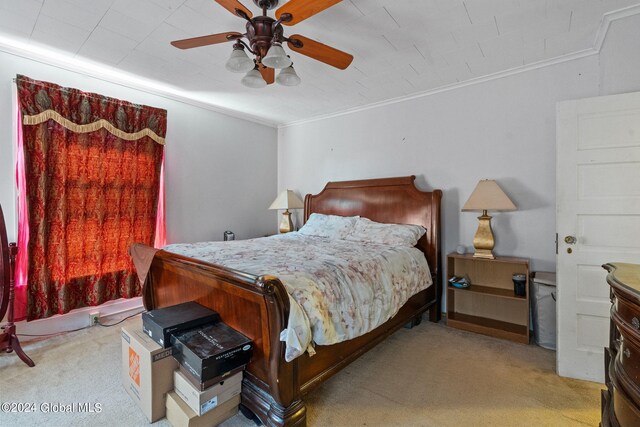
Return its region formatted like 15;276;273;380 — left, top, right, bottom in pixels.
564;235;576;244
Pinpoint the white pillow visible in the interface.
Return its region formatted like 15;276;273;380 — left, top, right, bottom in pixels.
345;217;426;246
298;213;359;239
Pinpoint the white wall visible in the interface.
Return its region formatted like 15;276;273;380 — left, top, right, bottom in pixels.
278;12;640;288
599;13;640;95
278;56;601;275
0;50;278;244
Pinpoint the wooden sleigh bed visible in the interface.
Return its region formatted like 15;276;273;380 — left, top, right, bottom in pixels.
142;176;442;426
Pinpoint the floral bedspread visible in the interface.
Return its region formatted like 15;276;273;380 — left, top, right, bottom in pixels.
163;233;432;361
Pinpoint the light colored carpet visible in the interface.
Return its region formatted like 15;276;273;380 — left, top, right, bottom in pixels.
0;316;602;427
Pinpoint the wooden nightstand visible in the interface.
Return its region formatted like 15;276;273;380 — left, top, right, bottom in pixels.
446;253;530;344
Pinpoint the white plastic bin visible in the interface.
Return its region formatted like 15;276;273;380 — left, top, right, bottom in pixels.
531;272;557;350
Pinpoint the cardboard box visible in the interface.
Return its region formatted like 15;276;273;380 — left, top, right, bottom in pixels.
171;322;253;382
121;322;178;423
142;301;220;348
174;369;242;416
166;391;239;427
178;364;245;392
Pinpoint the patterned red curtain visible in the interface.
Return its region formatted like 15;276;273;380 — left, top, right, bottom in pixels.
17;75;166;321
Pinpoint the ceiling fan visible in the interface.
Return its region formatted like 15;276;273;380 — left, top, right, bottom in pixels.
170;0;354;88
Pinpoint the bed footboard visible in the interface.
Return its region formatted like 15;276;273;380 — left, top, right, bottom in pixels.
144;250;305;426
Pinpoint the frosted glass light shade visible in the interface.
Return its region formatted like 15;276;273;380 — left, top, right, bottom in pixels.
262;44;292;69
241;68;267;88
462;180;516;212
276;65;301;86
225;48;254;73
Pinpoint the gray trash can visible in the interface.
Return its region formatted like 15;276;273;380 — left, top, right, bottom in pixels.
531;272;557;350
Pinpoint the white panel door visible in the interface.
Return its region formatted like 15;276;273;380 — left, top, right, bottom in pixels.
557;91;640;382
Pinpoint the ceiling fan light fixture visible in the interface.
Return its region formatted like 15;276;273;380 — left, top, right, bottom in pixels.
241;67;267;88
262;43;292;69
276;64;301;86
169;0;354;87
225;45;255;73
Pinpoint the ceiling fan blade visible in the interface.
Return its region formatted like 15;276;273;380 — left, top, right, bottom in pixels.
171;32;243;49
287;35;353;70
214;0;253;18
276;0;342;26
258;64;275;85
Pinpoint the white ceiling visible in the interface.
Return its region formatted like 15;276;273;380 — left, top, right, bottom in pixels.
1;0;639;125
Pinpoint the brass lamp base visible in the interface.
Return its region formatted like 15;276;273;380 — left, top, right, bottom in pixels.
472;210;496;259
279;209;294;233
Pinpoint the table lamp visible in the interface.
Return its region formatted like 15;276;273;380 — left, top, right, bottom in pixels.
269;190;304;233
462;180;516;259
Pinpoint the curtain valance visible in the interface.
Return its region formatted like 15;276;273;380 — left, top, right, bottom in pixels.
16;75;167;145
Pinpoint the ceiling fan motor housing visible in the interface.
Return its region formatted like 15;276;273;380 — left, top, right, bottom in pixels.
252;0;279;10
246;16;283;59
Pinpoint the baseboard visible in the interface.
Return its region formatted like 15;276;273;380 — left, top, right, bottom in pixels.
15;297;144;340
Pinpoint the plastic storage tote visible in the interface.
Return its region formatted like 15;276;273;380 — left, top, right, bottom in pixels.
531;271;557;350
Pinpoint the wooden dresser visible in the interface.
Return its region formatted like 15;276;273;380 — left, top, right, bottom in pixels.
602;263;640;426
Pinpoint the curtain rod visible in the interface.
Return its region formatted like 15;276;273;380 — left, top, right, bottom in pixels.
11;77;153;109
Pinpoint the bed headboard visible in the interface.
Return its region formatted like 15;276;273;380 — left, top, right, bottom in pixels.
304;176;442;282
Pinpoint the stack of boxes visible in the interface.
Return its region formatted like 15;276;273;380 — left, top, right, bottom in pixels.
121;302;253;426
167;322;253;426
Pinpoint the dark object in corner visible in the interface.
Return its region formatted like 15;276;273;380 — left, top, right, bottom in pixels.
512;273;527;297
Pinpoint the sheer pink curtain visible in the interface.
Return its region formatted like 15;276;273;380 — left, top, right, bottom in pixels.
14;100;28;321
154;153;166;249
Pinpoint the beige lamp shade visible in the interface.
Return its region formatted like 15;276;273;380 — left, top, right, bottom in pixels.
269;190;304;210
462;180;516;212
